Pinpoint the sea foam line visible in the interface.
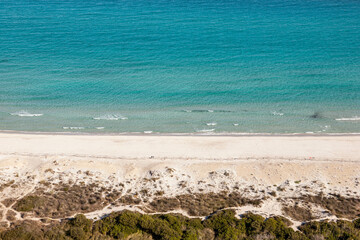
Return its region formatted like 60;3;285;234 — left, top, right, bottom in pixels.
10;111;43;117
93;114;128;120
272;111;284;116
63;127;85;130
182;109;232;113
196;129;215;133
336;117;360;121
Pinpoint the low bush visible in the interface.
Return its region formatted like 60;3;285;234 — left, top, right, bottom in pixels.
14;196;44;212
1;210;360;239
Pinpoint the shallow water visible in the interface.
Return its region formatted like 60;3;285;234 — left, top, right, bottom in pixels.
0;0;359;133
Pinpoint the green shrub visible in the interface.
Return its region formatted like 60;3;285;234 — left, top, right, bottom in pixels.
15;196;44;212
2;209;360;239
69;214;92;232
182;228;198;240
98;211;142;238
0;225;44;240
353;218;360;229
299;220;360;240
186;218;203;230
160;214;184;233
69;227;87;240
204;210;245;239
263;217;302;240
242;213;264;236
148;218;182;240
139;214;156;229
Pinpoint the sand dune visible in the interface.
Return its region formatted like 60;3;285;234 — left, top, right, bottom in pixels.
0;132;359;228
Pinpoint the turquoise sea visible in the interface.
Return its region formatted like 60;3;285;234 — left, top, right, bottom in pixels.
0;0;359;134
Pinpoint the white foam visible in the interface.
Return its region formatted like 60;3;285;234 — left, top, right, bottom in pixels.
271;111;284;116
144;131;153;134
182;109;220;113
206;122;217;126
63;127;85;130
321;125;330;132
196;129;215;133
336;117;360;121
96;127;105;130
233;123;239;126
93;114;128;121
10;111;43;117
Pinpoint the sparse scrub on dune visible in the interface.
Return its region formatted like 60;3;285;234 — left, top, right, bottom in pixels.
147;192;262;216
13;184;121;218
282;205;315;222
14;195;44;212
0;180;15;192
292;194;360;219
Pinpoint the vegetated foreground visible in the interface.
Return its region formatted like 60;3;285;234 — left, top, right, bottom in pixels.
1;209;360;240
1;153;360;239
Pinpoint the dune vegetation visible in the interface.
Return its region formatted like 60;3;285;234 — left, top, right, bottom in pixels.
1;209;360;240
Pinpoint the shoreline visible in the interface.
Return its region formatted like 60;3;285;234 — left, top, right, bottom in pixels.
0;132;359;161
1;129;360;137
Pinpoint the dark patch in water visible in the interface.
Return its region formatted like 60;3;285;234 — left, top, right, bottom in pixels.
190;110;210;113
0;59;9;63
310;112;322;119
214;110;232;113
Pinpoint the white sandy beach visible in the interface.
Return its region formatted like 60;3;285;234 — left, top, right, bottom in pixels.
0;132;360;227
1;133;360;192
0;132;359;161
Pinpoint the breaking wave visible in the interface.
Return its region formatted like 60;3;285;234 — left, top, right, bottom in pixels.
63;127;85;130
271;111;284;116
336;117;360;121
93;114;128;120
196;129;215;133
10;111;43;117
182;109;232;113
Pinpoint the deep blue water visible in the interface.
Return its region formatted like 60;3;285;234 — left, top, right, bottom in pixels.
0;0;360;133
